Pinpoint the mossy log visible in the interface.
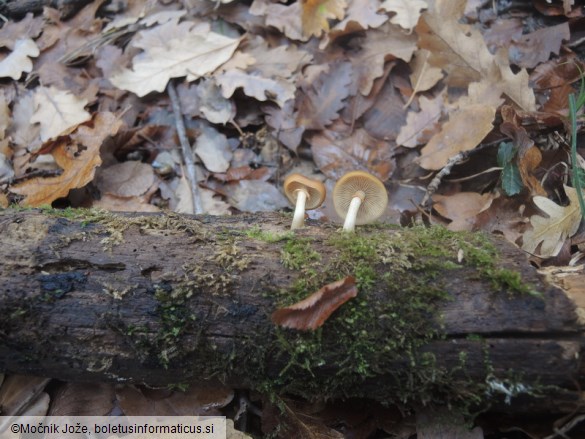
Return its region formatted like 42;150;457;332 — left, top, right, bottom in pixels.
0;209;583;414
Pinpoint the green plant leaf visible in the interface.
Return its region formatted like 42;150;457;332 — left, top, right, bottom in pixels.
569;93;585;219
501;163;523;196
497;142;515;166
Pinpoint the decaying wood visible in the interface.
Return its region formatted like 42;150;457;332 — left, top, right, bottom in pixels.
0;209;583;414
0;0;93;19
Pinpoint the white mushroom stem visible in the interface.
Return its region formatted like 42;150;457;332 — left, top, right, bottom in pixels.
291;190;308;230
342;192;365;232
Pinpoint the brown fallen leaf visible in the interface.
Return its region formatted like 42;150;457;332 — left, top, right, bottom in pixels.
30;86;91;142
301;0;347;38
433;192;495;232
297;61;353;131
96;160;156;198
417;0;535;111
272;276;358;331
11;112;123;206
310;128;395;181
418;104;495;170
508;22;570;69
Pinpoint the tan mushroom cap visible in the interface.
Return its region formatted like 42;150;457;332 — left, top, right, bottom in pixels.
333;171;388;225
283;174;326;209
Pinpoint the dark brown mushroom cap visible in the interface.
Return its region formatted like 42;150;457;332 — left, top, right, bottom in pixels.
283;174;326;209
333;171;388;224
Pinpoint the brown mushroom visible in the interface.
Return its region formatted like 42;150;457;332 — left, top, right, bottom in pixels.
333;171;388;232
283;174;326;229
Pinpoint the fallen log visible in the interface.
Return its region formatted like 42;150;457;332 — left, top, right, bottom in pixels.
0;209;583;414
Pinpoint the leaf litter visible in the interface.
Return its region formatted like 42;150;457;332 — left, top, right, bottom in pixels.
1;0;585;436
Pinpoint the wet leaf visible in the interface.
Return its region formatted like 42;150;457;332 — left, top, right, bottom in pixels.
272;276;358;331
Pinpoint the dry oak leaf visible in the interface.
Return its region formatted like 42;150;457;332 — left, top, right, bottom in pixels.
251;0;306;41
297;61;353;130
216;69;296;107
433;192;494;231
418;0;535;111
245;37;312;79
397;94;444;148
110;23;240;97
325;0;388;43
509;22;570;69
381;0;428;32
301;0;348;38
408;49;444;95
311;128;395;181
522;186;583;258
30;86;91;142
96;160;155;198
272;276;358;331
418;104;495;170
0;38;39;80
11;112;123;206
352;24;417;96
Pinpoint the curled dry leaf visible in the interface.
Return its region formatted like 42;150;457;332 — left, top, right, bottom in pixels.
272;276;358;331
11;112;123;206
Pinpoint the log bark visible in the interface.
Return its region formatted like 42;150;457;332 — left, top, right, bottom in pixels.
0;209;583;414
0;0;93;19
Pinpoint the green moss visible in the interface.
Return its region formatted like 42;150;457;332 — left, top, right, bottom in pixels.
153;285;198;369
254;225;541;413
280;237;321;271
246;226;294;243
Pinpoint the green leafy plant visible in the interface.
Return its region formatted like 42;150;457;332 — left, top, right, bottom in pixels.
569;80;585;218
497;142;523;196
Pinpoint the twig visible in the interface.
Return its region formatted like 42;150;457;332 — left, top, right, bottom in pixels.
167;81;204;215
419;141;501;209
419;151;468;209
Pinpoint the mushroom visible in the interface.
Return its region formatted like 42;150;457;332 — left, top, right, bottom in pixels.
283;174;326;229
333;171;388;232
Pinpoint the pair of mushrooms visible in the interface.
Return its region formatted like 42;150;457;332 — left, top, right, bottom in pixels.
284;171;388;232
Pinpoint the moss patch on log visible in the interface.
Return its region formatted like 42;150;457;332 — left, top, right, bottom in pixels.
240;224;542;412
